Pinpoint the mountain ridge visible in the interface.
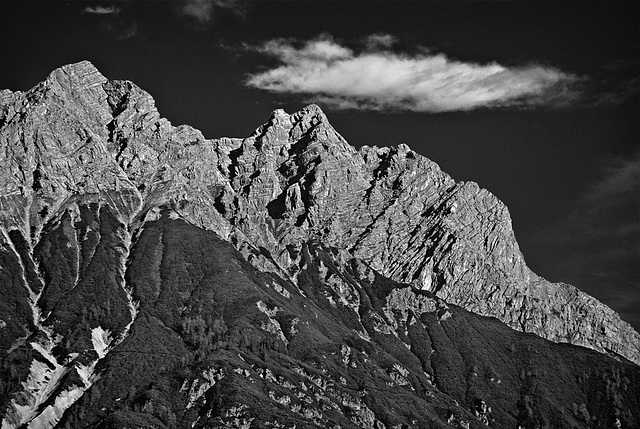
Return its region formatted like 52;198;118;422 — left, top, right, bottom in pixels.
1;61;638;363
0;60;638;429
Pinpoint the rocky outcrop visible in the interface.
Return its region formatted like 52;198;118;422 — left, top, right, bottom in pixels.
1;61;638;367
209;105;640;366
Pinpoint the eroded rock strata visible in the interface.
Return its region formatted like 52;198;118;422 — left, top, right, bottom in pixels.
0;61;638;428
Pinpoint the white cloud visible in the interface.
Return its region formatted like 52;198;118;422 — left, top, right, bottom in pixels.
528;152;639;328
246;36;581;112
181;0;215;23
364;34;397;50
116;22;139;41
180;0;246;24
586;157;639;202
83;5;120;15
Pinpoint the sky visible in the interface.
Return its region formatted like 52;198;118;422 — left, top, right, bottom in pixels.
1;1;638;330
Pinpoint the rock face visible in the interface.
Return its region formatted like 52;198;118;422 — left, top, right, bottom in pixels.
0;61;639;429
208;106;639;364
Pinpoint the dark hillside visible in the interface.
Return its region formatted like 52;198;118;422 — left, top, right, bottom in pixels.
47;211;640;429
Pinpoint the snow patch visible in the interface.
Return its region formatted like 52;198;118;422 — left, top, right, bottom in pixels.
76;360;98;386
115;227;139;346
26;385;85;429
30;341;58;367
2;352;67;428
91;326;113;359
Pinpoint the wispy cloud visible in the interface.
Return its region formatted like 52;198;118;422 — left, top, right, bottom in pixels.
532;152;640;328
114;22;139;41
179;0;246;25
83;5;121;15
246;35;583;112
580;72;639;108
181;0;215;23
586;157;639;204
81;3;138;40
364;33;397;50
544;153;640;250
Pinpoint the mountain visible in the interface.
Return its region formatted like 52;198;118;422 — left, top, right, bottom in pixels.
0;60;638;429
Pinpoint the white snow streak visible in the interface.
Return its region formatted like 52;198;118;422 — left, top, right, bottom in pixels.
1;214;140;429
91;326;113;359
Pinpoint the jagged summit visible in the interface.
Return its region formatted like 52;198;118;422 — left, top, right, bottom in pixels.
46;60;107;86
1;63;639;429
269;103;327;122
250;103;349;156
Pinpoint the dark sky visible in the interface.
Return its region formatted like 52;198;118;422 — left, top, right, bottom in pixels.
1;1;638;330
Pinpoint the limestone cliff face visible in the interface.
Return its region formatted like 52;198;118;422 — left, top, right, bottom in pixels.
208;107;640;365
1;60;638;371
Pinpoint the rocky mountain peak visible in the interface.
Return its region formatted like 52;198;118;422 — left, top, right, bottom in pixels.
46;60;107;89
1;62;639;429
249;103;349;156
31;61;111;123
2;62;638;365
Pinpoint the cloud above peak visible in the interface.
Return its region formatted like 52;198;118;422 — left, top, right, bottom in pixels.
83;5;121;15
179;0;246;25
246;36;582;112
